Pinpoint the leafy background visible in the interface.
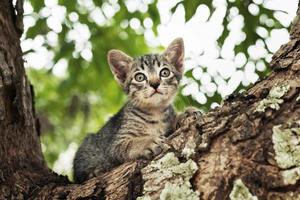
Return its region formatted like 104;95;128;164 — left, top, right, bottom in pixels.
22;0;297;179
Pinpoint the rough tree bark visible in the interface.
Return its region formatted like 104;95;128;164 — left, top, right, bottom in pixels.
1;0;300;199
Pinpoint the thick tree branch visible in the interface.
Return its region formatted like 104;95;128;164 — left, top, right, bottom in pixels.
33;13;300;200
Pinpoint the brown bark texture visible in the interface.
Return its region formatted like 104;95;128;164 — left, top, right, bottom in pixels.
1;0;300;199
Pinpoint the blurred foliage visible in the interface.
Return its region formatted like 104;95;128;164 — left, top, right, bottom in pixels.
24;0;289;175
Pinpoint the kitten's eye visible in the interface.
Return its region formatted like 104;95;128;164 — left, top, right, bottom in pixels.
160;68;170;78
134;73;146;82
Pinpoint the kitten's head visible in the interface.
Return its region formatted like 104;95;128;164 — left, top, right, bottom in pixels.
107;38;184;109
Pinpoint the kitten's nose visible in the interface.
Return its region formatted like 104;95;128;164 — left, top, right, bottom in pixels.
150;82;160;90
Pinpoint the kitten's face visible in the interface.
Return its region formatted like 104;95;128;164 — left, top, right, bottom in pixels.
126;54;181;108
108;38;184;109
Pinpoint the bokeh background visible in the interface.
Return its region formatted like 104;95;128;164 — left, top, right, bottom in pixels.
22;0;297;178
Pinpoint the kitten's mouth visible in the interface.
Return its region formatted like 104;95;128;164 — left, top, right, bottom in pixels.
149;90;163;97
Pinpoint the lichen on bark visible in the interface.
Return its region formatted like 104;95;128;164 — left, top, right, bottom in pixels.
255;83;290;112
229;179;258;200
281;166;300;185
159;183;199;200
181;141;196;159
272;121;300;169
272;121;300;186
296;93;300;102
137;152;199;200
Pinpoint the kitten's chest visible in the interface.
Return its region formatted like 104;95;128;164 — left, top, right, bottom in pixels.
142;111;173;136
147;119;168;136
122;106;176;136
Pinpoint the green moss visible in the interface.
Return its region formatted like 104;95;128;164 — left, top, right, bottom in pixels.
255;83;290;112
137;152;199;200
272;123;300;169
229;179;258;200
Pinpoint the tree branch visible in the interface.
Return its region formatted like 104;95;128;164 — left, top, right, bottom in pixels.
35;36;300;199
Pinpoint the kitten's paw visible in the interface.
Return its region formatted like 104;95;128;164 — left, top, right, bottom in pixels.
141;137;166;159
129;136;166;160
175;107;202;129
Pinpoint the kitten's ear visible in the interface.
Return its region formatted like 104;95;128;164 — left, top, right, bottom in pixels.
107;49;133;85
163;38;184;73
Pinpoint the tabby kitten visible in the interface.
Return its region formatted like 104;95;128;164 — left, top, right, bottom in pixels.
73;38;190;183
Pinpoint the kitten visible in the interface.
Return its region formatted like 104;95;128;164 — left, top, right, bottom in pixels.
73;38;199;183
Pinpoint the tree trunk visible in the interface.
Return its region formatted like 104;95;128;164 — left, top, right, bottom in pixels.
1;0;300;199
